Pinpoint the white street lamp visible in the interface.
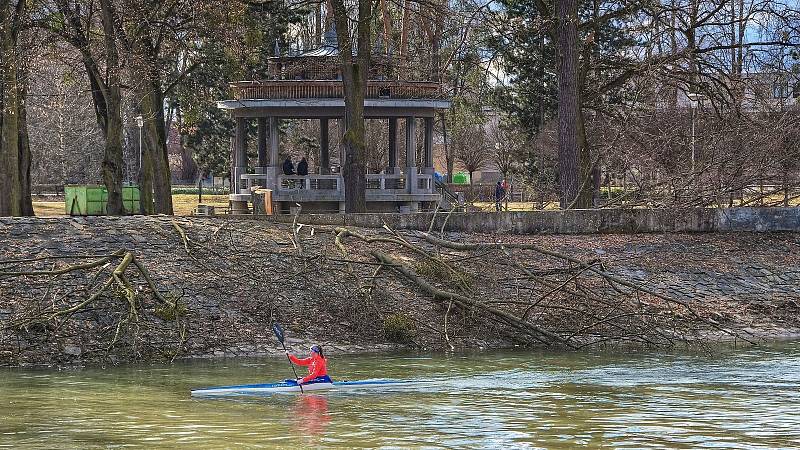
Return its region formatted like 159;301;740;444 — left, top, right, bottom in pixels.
686;93;705;174
135;115;144;182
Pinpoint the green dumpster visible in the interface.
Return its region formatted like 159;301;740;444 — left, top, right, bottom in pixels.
452;172;469;184
65;185;141;216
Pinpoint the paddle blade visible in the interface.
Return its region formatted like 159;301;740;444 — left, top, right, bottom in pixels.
272;322;285;344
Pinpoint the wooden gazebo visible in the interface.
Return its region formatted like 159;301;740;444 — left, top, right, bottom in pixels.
218;30;451;214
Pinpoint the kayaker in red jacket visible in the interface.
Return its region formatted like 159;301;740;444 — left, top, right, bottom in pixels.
286;345;329;385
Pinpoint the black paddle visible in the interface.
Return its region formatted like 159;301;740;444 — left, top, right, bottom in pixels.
272;322;303;393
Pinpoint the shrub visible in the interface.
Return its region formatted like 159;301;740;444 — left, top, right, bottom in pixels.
383;313;415;344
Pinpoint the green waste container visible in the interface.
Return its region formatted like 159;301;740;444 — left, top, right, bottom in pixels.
65;185;141;216
452;172;469;184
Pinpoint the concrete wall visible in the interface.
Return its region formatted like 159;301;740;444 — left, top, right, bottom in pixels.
236;207;800;234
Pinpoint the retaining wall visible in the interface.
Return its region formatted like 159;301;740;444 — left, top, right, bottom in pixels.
233;207;800;234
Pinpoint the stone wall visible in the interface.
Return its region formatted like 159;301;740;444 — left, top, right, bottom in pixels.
242;207;800;234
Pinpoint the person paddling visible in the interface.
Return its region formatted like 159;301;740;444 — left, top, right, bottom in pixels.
286;345;330;385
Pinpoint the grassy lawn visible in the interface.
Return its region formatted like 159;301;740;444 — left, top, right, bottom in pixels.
30;192;800;217
32;201;69;216
32;194;230;217
171;194;229;215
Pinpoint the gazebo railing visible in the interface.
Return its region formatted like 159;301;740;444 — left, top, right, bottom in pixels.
240;172;435;197
231;80;444;100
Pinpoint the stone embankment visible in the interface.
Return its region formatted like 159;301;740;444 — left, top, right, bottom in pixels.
1;215;799;367
255;207;800;234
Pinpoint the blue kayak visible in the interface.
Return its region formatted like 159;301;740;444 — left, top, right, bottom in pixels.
191;377;413;396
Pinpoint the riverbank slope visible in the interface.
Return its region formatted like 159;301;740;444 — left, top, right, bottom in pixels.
1;216;799;367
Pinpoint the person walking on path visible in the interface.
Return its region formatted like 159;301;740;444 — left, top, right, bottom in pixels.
495;181;506;212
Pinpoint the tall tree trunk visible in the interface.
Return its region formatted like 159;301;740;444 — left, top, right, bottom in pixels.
176;105;198;181
557;0;581;208
576;108;592;207
137;122;155;214
140;81;174;215
100;0;125;215
16;71;33;216
0;0;32;216
380;0;391;55
331;0;371;213
399;0;411;71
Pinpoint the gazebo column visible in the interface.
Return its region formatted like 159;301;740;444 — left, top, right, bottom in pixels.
265;117;280;191
388;118;400;174
422;117;435;193
320;118;330;174
405;116;418;211
230;117;249;213
337;118;346;213
257;118;268;173
234;117;248;192
255;117;268;198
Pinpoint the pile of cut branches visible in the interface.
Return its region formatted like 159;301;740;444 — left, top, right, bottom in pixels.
331;224;755;350
0;249;187;363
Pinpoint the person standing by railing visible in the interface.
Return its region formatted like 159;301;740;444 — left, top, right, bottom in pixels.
297;157;309;189
283;157;295;176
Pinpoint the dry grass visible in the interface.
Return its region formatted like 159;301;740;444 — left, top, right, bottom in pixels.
32;202;67;216
171;194;229;216
32;194;230;217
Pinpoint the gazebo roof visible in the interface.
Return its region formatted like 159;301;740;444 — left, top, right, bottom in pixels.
270;29;340;61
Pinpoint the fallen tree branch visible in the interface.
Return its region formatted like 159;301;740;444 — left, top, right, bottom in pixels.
420;232;755;345
371;250;576;349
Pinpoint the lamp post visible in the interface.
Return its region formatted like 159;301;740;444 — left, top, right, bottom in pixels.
686;93;704;174
135;115;144;182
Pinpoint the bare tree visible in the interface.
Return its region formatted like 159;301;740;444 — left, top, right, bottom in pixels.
453;124;490;185
0;0;34;216
330;0;372;212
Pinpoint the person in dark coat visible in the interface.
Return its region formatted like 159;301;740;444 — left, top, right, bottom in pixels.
297;157;309;176
494;181;506;212
282;157;295;175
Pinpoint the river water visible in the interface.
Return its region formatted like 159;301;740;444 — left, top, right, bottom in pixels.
1;342;799;449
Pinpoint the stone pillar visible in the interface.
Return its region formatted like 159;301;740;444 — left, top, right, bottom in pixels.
265;117;280;191
337;118;346;169
320;118;330;174
233;117;247;194
257;118;267;170
405;116;417;194
423;117;435;193
388;118;399;174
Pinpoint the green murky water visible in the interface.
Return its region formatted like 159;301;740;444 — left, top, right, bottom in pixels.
1;343;799;448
